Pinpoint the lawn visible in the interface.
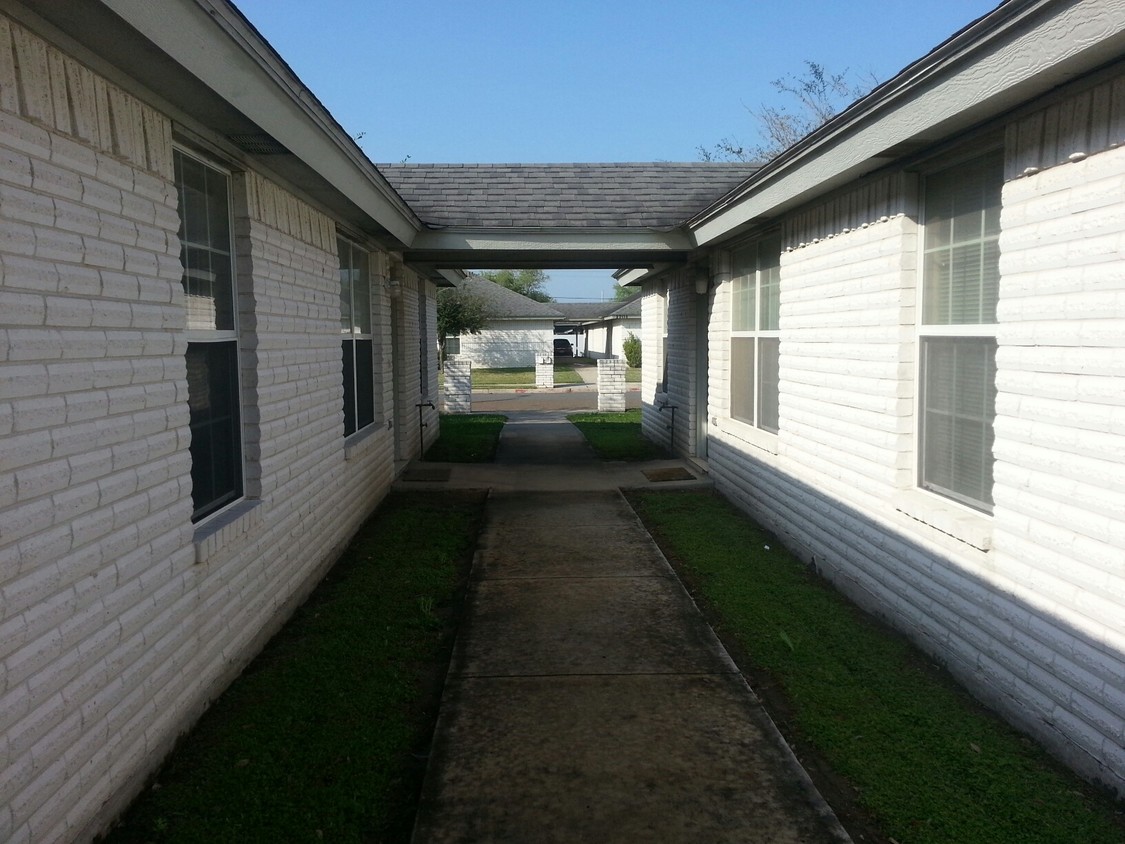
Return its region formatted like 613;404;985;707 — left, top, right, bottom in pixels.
470;362;584;388
424;413;506;462
567;409;668;461
627;489;1125;844
102;490;487;844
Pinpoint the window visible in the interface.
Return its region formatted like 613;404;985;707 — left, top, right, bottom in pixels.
175;149;243;522
729;237;780;433
339;236;374;436
659;286;669;393
919;151;1001;512
418;289;429;397
445;335;461;356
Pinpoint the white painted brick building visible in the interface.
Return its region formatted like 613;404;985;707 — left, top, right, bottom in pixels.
453;318;556;369
2;1;1124;841
630;3;1125;799
0;5;437;841
442;274;562;369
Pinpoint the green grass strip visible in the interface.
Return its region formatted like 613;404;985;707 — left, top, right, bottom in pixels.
552;362;585;385
568;409;668;461
628;490;1124;844
469;365;584;388
425;413;506;462
103;490;487;844
470;367;533;387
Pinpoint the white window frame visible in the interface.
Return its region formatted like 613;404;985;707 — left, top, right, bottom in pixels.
728;236;781;435
338;235;375;437
916;149;1002;515
658;284;670;394
175;147;245;524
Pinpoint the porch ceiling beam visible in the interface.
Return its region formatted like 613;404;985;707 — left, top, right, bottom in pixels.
406;228;693;269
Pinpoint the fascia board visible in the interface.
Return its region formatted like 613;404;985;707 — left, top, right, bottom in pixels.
619;265;674;287
691;0;1125;247
616;267;650;286
101;0;421;245
410;229;693;253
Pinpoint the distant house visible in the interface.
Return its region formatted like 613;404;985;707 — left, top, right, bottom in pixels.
555;295;642;360
445;275;563;368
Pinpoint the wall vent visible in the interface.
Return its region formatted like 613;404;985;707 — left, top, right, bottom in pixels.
226;133;290;155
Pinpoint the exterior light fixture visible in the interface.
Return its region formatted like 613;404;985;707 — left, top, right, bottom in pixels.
693;266;710;295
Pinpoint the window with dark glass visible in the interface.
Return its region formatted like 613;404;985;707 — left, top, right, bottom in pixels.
418;289;429;398
919;150;1002;512
339;237;374;436
659;287;669;393
175;149;242;522
730;237;781;433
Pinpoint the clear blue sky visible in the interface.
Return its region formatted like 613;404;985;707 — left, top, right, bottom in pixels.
233;0;1001;300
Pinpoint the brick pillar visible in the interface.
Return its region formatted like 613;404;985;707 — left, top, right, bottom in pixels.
536;354;554;389
597;358;627;411
443;359;472;413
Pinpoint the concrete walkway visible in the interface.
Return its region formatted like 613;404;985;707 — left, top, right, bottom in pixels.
402;411;850;843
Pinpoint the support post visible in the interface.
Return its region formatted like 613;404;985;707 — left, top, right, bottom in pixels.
536;354;554;389
443;359;472;413
597;358;626;412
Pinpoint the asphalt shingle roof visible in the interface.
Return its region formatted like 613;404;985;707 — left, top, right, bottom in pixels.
456;275;564;319
554;295;641;322
378;163;759;229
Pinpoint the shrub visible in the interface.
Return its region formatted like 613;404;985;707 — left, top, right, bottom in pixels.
622;332;642;368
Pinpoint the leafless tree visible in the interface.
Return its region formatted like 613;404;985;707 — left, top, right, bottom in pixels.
699;61;877;163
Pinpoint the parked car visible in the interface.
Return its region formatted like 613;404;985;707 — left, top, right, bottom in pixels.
554;338;573;357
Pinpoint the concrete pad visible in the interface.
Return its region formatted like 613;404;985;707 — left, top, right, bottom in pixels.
485;489;636;526
409;408;848;843
476;522;667;579
412;673;848;844
454;576;735;677
495;417;596;465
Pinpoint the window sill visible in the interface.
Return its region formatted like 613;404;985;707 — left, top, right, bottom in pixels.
719;416;779;455
193;499;263;564
894;490;992;552
344;423;382;461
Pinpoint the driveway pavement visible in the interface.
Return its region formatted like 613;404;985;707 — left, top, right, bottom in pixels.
402;410;850;843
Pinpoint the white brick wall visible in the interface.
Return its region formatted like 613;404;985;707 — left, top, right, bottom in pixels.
0;17;408;842
990;143;1125;788
776;215;916;506
390;273;439;462
585;316;641;359
0;19;193;843
455;319;554;368
694;141;1125;795
597;358;626;412
442;359;472;413
640;270;701;454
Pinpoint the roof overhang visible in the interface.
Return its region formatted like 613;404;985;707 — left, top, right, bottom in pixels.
690;0;1125;247
405;228;695;270
617;265;675;287
11;0;421;248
